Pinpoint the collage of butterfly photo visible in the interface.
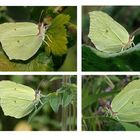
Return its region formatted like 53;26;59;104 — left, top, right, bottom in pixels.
0;1;140;140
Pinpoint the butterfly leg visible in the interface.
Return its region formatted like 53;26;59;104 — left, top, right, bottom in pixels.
34;103;38;111
132;42;135;47
121;47;124;52
46;34;52;43
43;39;50;47
39;99;43;105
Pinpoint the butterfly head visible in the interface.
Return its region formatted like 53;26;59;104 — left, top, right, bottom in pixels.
37;23;46;39
35;90;41;101
129;35;135;47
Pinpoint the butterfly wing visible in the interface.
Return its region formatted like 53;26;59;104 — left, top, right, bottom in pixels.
88;11;130;53
0;22;44;60
0;80;36;118
111;80;140;122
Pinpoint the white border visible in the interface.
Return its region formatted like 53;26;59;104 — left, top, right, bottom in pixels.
1;131;140;140
0;1;140;140
0;0;140;6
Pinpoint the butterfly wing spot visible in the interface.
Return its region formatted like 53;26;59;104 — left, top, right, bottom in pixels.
17;40;20;43
14;28;17;31
105;29;109;33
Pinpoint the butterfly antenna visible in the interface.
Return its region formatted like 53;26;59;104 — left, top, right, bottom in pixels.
39;10;45;24
36;78;45;92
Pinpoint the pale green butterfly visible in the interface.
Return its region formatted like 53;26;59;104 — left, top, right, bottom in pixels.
108;79;140;122
88;11;134;53
0;80;42;118
0;22;49;60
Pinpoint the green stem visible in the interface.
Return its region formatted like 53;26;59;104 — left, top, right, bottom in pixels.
68;104;72;130
72;101;76;130
61;75;68;130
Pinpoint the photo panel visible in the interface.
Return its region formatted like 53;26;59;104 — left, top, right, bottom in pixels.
0;6;77;71
0;75;77;131
82;6;140;71
82;75;140;131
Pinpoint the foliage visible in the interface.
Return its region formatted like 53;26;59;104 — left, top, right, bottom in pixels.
0;75;77;131
82;75;140;131
0;6;77;71
82;6;140;71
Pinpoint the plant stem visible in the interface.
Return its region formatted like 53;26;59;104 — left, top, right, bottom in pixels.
61;75;68;130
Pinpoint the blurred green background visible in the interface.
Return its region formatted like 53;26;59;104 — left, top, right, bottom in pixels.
82;75;140;131
0;6;77;71
82;6;140;71
0;75;77;131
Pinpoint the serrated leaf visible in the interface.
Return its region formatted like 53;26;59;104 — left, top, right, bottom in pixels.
45;14;70;56
48;92;62;112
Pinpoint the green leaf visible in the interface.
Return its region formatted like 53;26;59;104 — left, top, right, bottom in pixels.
45;14;70;56
58;46;77;71
48;92;62;112
120;122;140;131
28;97;49;123
62;89;73;107
82;44;140;71
0;50;15;71
26;53;54;71
0;50;54;71
85;43;140;58
49;76;62;82
58;83;77;107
